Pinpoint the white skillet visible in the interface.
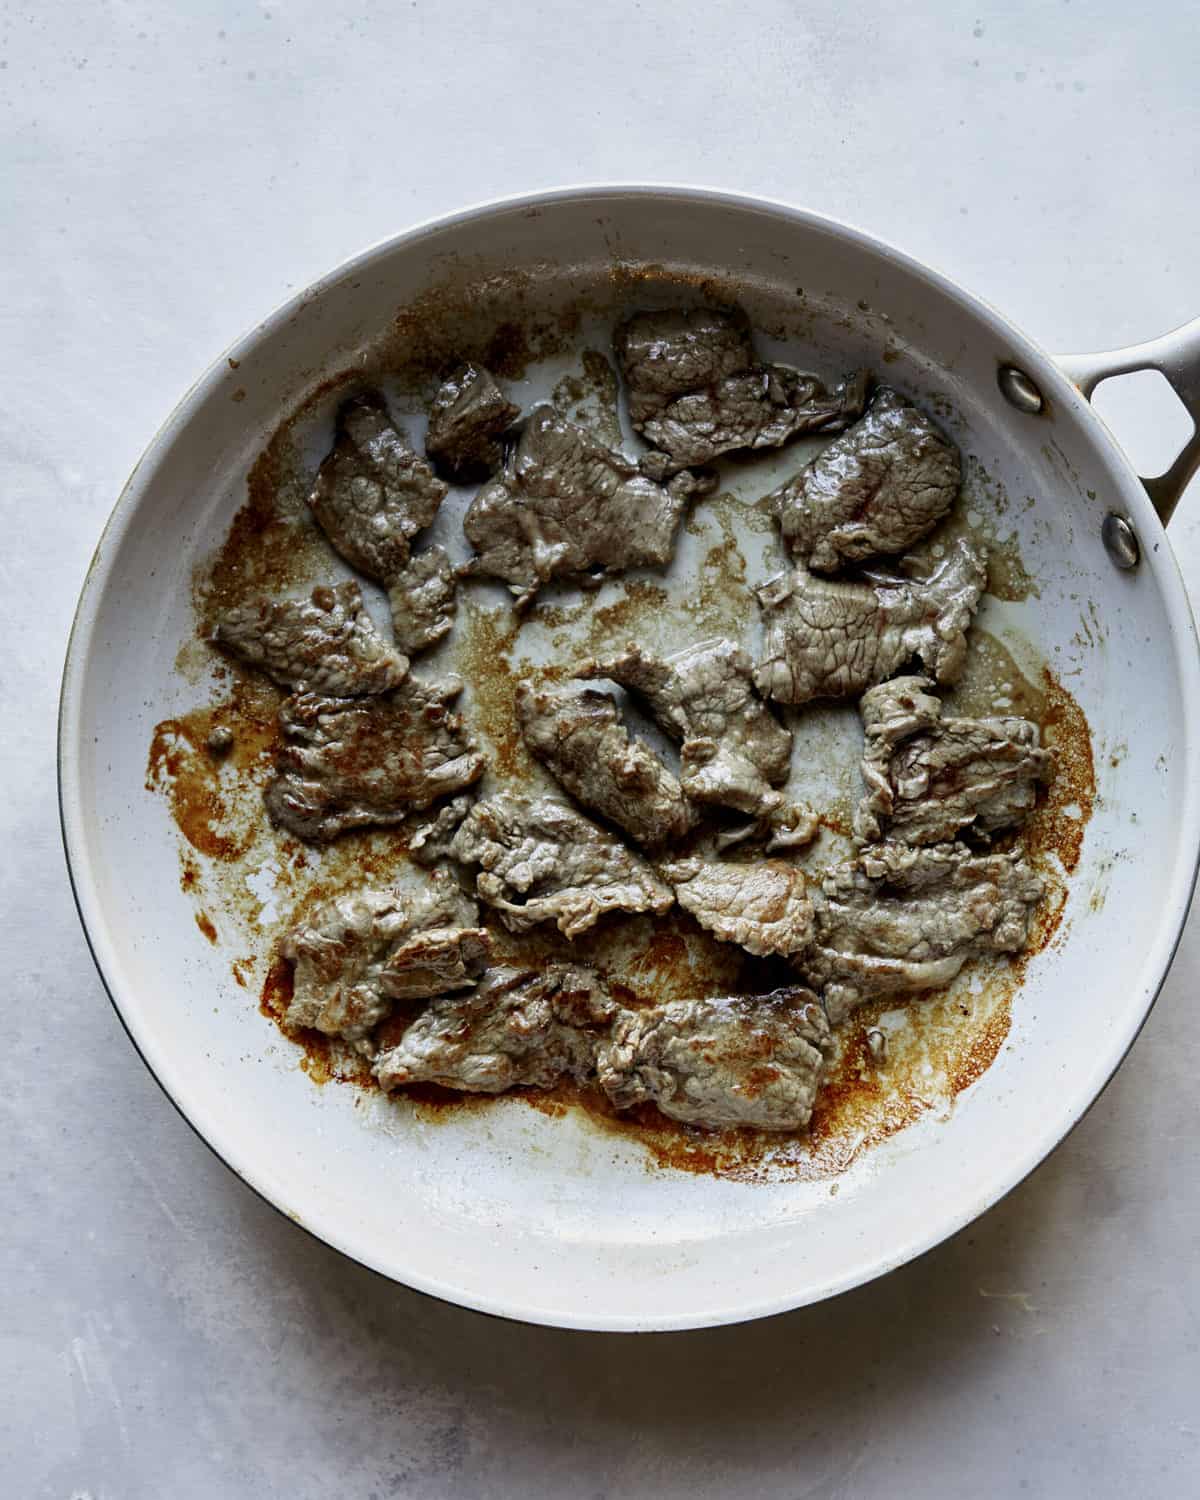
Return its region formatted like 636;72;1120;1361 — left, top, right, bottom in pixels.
59;187;1200;1331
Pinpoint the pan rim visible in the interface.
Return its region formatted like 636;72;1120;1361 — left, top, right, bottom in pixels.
58;182;1200;1331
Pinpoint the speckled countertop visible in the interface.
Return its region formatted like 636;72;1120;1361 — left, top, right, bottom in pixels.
5;4;1200;1496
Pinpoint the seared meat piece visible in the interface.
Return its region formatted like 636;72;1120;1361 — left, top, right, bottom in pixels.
461;405;708;608
450;791;674;938
282;888;407;1044
407;793;475;867
578;638;791;818
387;545;457;656
714;801;821;855
309;392;448;581
281;875;487;1046
663;857;815;958
265;674;486;842
614;308;867;477
799;841;1044;1022
213;581;407;697
596;989;830;1131
378;925;491;1002
516;681;698;848
856;676;1055;846
754;536;987;706
374;964;616;1093
773;388;961;572
425;362;520;482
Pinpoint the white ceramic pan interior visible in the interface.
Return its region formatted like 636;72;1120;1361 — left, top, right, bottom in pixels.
60;188;1200;1330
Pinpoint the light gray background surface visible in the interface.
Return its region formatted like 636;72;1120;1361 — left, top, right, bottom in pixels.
4;3;1200;1496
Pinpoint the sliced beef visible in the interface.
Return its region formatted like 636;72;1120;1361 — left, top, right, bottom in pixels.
714;801;822;855
407;793;475;868
265;674;485;842
856;675;1056;846
754;536;987;706
516;680;698;848
309;392;448;582
425;362;520;482
461;405;708;609
578;638;792;818
614;308;867;477
663;857;815;958
374;964;615;1093
281;875;487;1047
773;387;961;572
282;888;407;1045
387;545;457;656
450;790;674;938
378;925;491;1002
596;989;830;1131
799;841;1045;1022
213;581;408;697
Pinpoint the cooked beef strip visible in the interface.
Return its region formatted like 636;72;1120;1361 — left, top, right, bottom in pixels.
713;801;821;854
772;387;961;572
407;793;475;868
378;926;492;1002
374;963;616;1093
754;536;987;706
450;791;674;938
855;675;1055;846
799;841;1044;1022
264;674;485;842
213;580;408;697
596;989;831;1132
424;362;520;482
614;308;867;477
662;857;815;958
516;680;698;848
387;545;457;656
308;393;448;583
282;888;406;1045
461;405;710;609
281;875;487;1047
577;638;792;818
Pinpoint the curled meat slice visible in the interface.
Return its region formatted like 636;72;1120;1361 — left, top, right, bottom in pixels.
309;392;447;581
265;674;485;842
462;405;708;608
856;676;1056;845
374;964;616;1093
407;794;475;868
425;362;520;482
578;638;791;818
387;546;457;656
450;791;674;938
754;537;987;706
614;307;867;476
281;875;487;1046
663;857;815;958
596;989;831;1131
799;841;1044;1022
516;680;698;848
773;387;961;572
715;802;822;855
213;581;407;696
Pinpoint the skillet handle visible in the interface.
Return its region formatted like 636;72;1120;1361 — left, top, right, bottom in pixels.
1057;317;1200;525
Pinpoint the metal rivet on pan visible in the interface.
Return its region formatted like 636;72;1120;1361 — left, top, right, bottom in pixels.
1102;512;1140;570
997;364;1045;414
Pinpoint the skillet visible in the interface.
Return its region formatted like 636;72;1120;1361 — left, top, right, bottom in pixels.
59;186;1200;1330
